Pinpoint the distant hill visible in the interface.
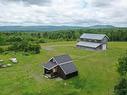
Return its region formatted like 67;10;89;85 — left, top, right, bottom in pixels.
0;25;116;32
88;25;115;29
0;26;83;32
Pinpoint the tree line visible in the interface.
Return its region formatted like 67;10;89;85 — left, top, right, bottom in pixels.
41;28;127;41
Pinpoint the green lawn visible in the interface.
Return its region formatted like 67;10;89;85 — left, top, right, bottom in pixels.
0;41;127;95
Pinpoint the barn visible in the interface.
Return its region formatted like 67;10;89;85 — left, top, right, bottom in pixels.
43;54;78;80
76;33;109;50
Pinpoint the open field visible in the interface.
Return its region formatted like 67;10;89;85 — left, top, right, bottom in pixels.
0;41;127;95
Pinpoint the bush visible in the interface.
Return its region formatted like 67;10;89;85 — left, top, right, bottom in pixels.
8;41;41;54
7;36;23;42
26;43;41;54
114;78;127;95
0;47;4;53
39;38;46;43
117;52;127;76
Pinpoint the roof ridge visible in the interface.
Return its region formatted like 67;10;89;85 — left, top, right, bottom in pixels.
78;41;102;44
53;54;69;58
83;33;106;35
59;61;73;66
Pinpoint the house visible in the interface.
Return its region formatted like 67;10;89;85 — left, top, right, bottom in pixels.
43;54;78;79
76;33;109;50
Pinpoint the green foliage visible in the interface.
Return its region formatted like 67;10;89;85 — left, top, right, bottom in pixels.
27;43;41;54
38;38;46;43
0;47;4;53
114;51;127;95
114;78;127;95
0;36;6;45
117;52;127;76
42;28;127;41
7;36;23;42
8;41;41;54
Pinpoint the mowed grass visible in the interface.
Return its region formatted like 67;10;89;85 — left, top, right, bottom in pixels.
0;41;127;95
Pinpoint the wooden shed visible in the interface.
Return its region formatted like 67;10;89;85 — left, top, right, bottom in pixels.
43;55;78;80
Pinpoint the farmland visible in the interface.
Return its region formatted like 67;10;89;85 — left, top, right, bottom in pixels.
0;41;127;95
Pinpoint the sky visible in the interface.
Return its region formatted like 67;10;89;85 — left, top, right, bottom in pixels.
0;0;127;27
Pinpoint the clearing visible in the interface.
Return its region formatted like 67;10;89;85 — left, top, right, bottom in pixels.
0;41;127;95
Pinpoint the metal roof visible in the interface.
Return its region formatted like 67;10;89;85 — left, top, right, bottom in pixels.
77;41;102;48
54;54;72;64
60;62;77;75
80;33;108;40
43;62;57;70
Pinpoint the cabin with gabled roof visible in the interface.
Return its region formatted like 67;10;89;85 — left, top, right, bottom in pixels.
76;33;109;50
43;54;78;79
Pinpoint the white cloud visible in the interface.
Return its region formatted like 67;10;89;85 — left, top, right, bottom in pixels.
0;0;127;26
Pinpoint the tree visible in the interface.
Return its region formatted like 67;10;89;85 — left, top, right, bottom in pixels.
0;47;4;53
8;41;41;54
0;36;5;45
114;51;127;95
27;43;41;54
33;44;41;54
114;78;127;95
117;52;127;76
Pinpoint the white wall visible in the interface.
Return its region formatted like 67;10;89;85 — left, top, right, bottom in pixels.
102;44;107;50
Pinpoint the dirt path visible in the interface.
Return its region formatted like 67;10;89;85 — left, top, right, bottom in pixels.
41;44;74;51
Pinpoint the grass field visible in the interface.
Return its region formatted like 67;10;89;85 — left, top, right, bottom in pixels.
0;41;127;95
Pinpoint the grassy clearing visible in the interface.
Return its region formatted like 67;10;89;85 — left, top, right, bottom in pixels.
0;41;127;95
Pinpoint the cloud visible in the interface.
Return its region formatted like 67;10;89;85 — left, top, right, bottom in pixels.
3;0;51;6
0;0;127;26
90;0;113;7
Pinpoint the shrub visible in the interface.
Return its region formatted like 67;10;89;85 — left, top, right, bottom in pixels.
117;52;127;76
8;41;41;54
114;78;127;95
39;38;46;43
0;47;4;53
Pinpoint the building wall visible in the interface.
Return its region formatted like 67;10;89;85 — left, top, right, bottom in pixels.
57;66;78;80
44;68;51;74
57;66;66;79
65;71;78;79
102;44;107;50
77;45;97;50
80;38;102;43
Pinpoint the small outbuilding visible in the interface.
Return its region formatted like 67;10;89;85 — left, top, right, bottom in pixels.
43;54;78;80
76;33;109;50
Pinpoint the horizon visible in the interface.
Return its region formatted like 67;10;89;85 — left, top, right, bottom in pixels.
0;24;117;27
0;0;127;27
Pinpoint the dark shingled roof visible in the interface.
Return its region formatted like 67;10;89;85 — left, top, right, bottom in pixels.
43;54;78;75
54;55;72;64
43;62;57;70
60;62;77;75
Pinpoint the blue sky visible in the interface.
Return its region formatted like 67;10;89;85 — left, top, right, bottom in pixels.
0;0;127;26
